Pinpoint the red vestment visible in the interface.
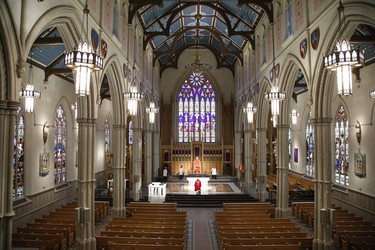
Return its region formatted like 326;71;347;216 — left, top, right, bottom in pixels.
194;179;201;191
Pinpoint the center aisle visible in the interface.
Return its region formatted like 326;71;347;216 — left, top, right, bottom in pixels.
181;207;220;250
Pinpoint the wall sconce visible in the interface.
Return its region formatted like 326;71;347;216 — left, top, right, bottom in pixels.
369;89;375;98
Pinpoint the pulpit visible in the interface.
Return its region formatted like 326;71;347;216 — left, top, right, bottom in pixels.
148;182;167;203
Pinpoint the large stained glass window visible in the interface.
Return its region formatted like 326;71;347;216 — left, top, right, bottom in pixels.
335;105;349;186
54;105;67;184
178;72;216;143
13;113;25;199
306;113;314;176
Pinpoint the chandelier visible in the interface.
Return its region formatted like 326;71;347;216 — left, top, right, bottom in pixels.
323;1;364;96
65;1;103;96
185;49;212;74
291;108;299;125
19;56;41;113
243;101;257;124
124;86;143;116
265;85;285;127
145;101;159;123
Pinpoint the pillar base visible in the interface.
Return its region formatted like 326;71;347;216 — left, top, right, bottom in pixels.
76;237;96;250
313;238;334;250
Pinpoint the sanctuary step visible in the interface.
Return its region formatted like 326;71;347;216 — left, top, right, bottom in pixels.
165;194;257;207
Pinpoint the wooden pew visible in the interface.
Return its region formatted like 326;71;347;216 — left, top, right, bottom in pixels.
17;227;72;247
96;235;184;248
334;230;375;248
104;225;186;234
100;230;185;239
26;223;75;245
221;237;313;249
108;242;183;250
223;243;302;250
12;238;59;250
13;233;66;250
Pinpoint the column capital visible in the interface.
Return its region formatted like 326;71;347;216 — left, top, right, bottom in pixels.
256;127;267;132
76;118;97;125
0;100;21;111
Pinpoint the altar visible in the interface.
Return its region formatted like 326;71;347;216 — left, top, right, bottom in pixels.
186;177;210;195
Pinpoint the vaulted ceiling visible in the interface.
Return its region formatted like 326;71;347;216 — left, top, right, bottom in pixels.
27;1;375;101
129;0;273;74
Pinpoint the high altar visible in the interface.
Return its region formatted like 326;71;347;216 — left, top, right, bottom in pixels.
161;140;234;176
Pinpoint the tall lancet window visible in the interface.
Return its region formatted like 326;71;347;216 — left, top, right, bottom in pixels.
306;113;314;176
13;113;25;199
104;117;111;152
286;1;293;38
335;105;349;186
54;105;67;184
178;72;216;143
128;120;133;145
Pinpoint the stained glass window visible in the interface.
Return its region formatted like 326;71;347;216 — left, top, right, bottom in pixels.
54;105;67;184
288;128;291;170
335;105;349;186
129;120;133;145
306;113;314;176
178;72;216;143
13;113;25;199
286;1;293;38
105;117;110;152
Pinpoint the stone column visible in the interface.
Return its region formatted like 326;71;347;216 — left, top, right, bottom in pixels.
234;130;242;178
0;101;20;250
153;129;160;180
244;126;255;196
112;124;127;218
144;129;153;194
75;118;97;249
256;127;268;201
276;124;290;218
313;118;334;249
132;127;143;201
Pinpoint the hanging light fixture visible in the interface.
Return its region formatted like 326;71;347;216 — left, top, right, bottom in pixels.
124;85;143;116
185;49;212;74
19;54;41;113
323;1;364;96
65;1;103;96
265;85;285;127
146;101;159;123
243;101;257;124
265;21;285;127
291;108;299;125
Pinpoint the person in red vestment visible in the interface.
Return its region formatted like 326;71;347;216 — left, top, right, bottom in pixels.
194;179;201;195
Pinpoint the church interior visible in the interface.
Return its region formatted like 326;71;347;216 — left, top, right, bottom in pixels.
0;0;374;249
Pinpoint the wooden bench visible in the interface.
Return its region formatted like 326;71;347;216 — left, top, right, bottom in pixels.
12;238;59;250
104;225;186;234
107;242;184;250
221;237;313;249
219;231;308;239
17;227;73;247
107;222;186;230
13;232;66;250
341;236;375;250
216;218;290;224
223;243;302;250
96;235;184;246
100;230;185;239
334;230;375;248
218;227;302;234
26;223;75;245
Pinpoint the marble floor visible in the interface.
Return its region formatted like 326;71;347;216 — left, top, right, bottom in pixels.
166;182;243;195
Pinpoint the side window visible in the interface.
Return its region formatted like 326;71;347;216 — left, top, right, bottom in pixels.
334;105;349;186
54;105;67;184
